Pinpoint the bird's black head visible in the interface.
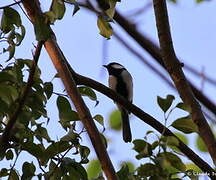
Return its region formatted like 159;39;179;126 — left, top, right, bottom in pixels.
103;62;126;76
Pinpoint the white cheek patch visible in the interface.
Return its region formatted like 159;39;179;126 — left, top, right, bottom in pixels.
112;64;124;69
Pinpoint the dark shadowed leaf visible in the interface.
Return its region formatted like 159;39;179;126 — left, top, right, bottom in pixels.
1;7;21;33
137;163;159;177
44;82;53;99
8;169;19;180
22;162;36;179
117;164;130;180
157;95;175;112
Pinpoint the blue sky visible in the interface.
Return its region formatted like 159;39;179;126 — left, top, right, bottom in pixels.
0;0;216;179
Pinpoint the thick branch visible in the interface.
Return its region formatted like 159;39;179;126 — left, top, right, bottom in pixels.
21;1;118;179
71;72;216;178
152;0;216;163
1;41;43;144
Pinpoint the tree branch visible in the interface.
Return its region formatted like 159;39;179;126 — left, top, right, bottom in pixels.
21;1;118;179
113;11;216;118
70;72;216;178
152;0;216;163
1;40;44;144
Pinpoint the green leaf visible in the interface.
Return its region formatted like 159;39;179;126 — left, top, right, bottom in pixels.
172;116;198;134
86;159;102;179
105;0;116;19
100;133;108;149
35;125;51;142
157;95;175;112
176;102;191;113
0;168;8;177
195;135;207;152
6;44;16;61
22;162;36;179
57;96;80;130
117;164;130;180
174;132;189;145
34;17;52;41
15;25;26;46
93;114;104;126
44;141;71;162
158;152;186;171
79;145;90;164
21;142;44;159
109;110;121;131
5;149;13;160
97;15;113;39
44;82;53;99
0;71;16;83
1;7;21;33
196;0;204;3
78;86;98;104
119;161;135;173
169;0;177;3
50;0;66;20
185;163;202;173
137;163;159;177
0;84;18;105
132;139;152;159
60;158;88;180
8;169;19;180
166;136;179;147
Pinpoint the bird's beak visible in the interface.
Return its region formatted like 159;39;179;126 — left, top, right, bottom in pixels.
103;65;107;68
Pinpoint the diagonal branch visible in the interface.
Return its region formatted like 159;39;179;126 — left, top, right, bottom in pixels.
1;40;44;143
21;1;118;179
152;0;216;163
70;72;216;178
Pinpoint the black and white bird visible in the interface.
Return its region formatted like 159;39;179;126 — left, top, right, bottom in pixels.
103;62;133;143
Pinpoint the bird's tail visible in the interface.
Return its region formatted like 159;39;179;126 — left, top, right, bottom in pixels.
121;108;132;143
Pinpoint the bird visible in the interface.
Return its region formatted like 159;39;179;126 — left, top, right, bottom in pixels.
103;62;133;143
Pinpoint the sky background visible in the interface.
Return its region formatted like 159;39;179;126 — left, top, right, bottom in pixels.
0;0;216;179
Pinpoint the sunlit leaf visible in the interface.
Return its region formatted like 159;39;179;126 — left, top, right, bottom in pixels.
93;114;104;127
50;0;66;20
172;116;198;134
97;15;113;39
195;135;207;152
109;110;121;131
87;159;102;179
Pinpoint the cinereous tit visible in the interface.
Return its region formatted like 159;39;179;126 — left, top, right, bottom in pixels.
104;62;133;142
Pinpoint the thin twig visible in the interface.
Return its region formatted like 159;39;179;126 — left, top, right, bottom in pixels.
13;0;32;22
0;0;22;9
